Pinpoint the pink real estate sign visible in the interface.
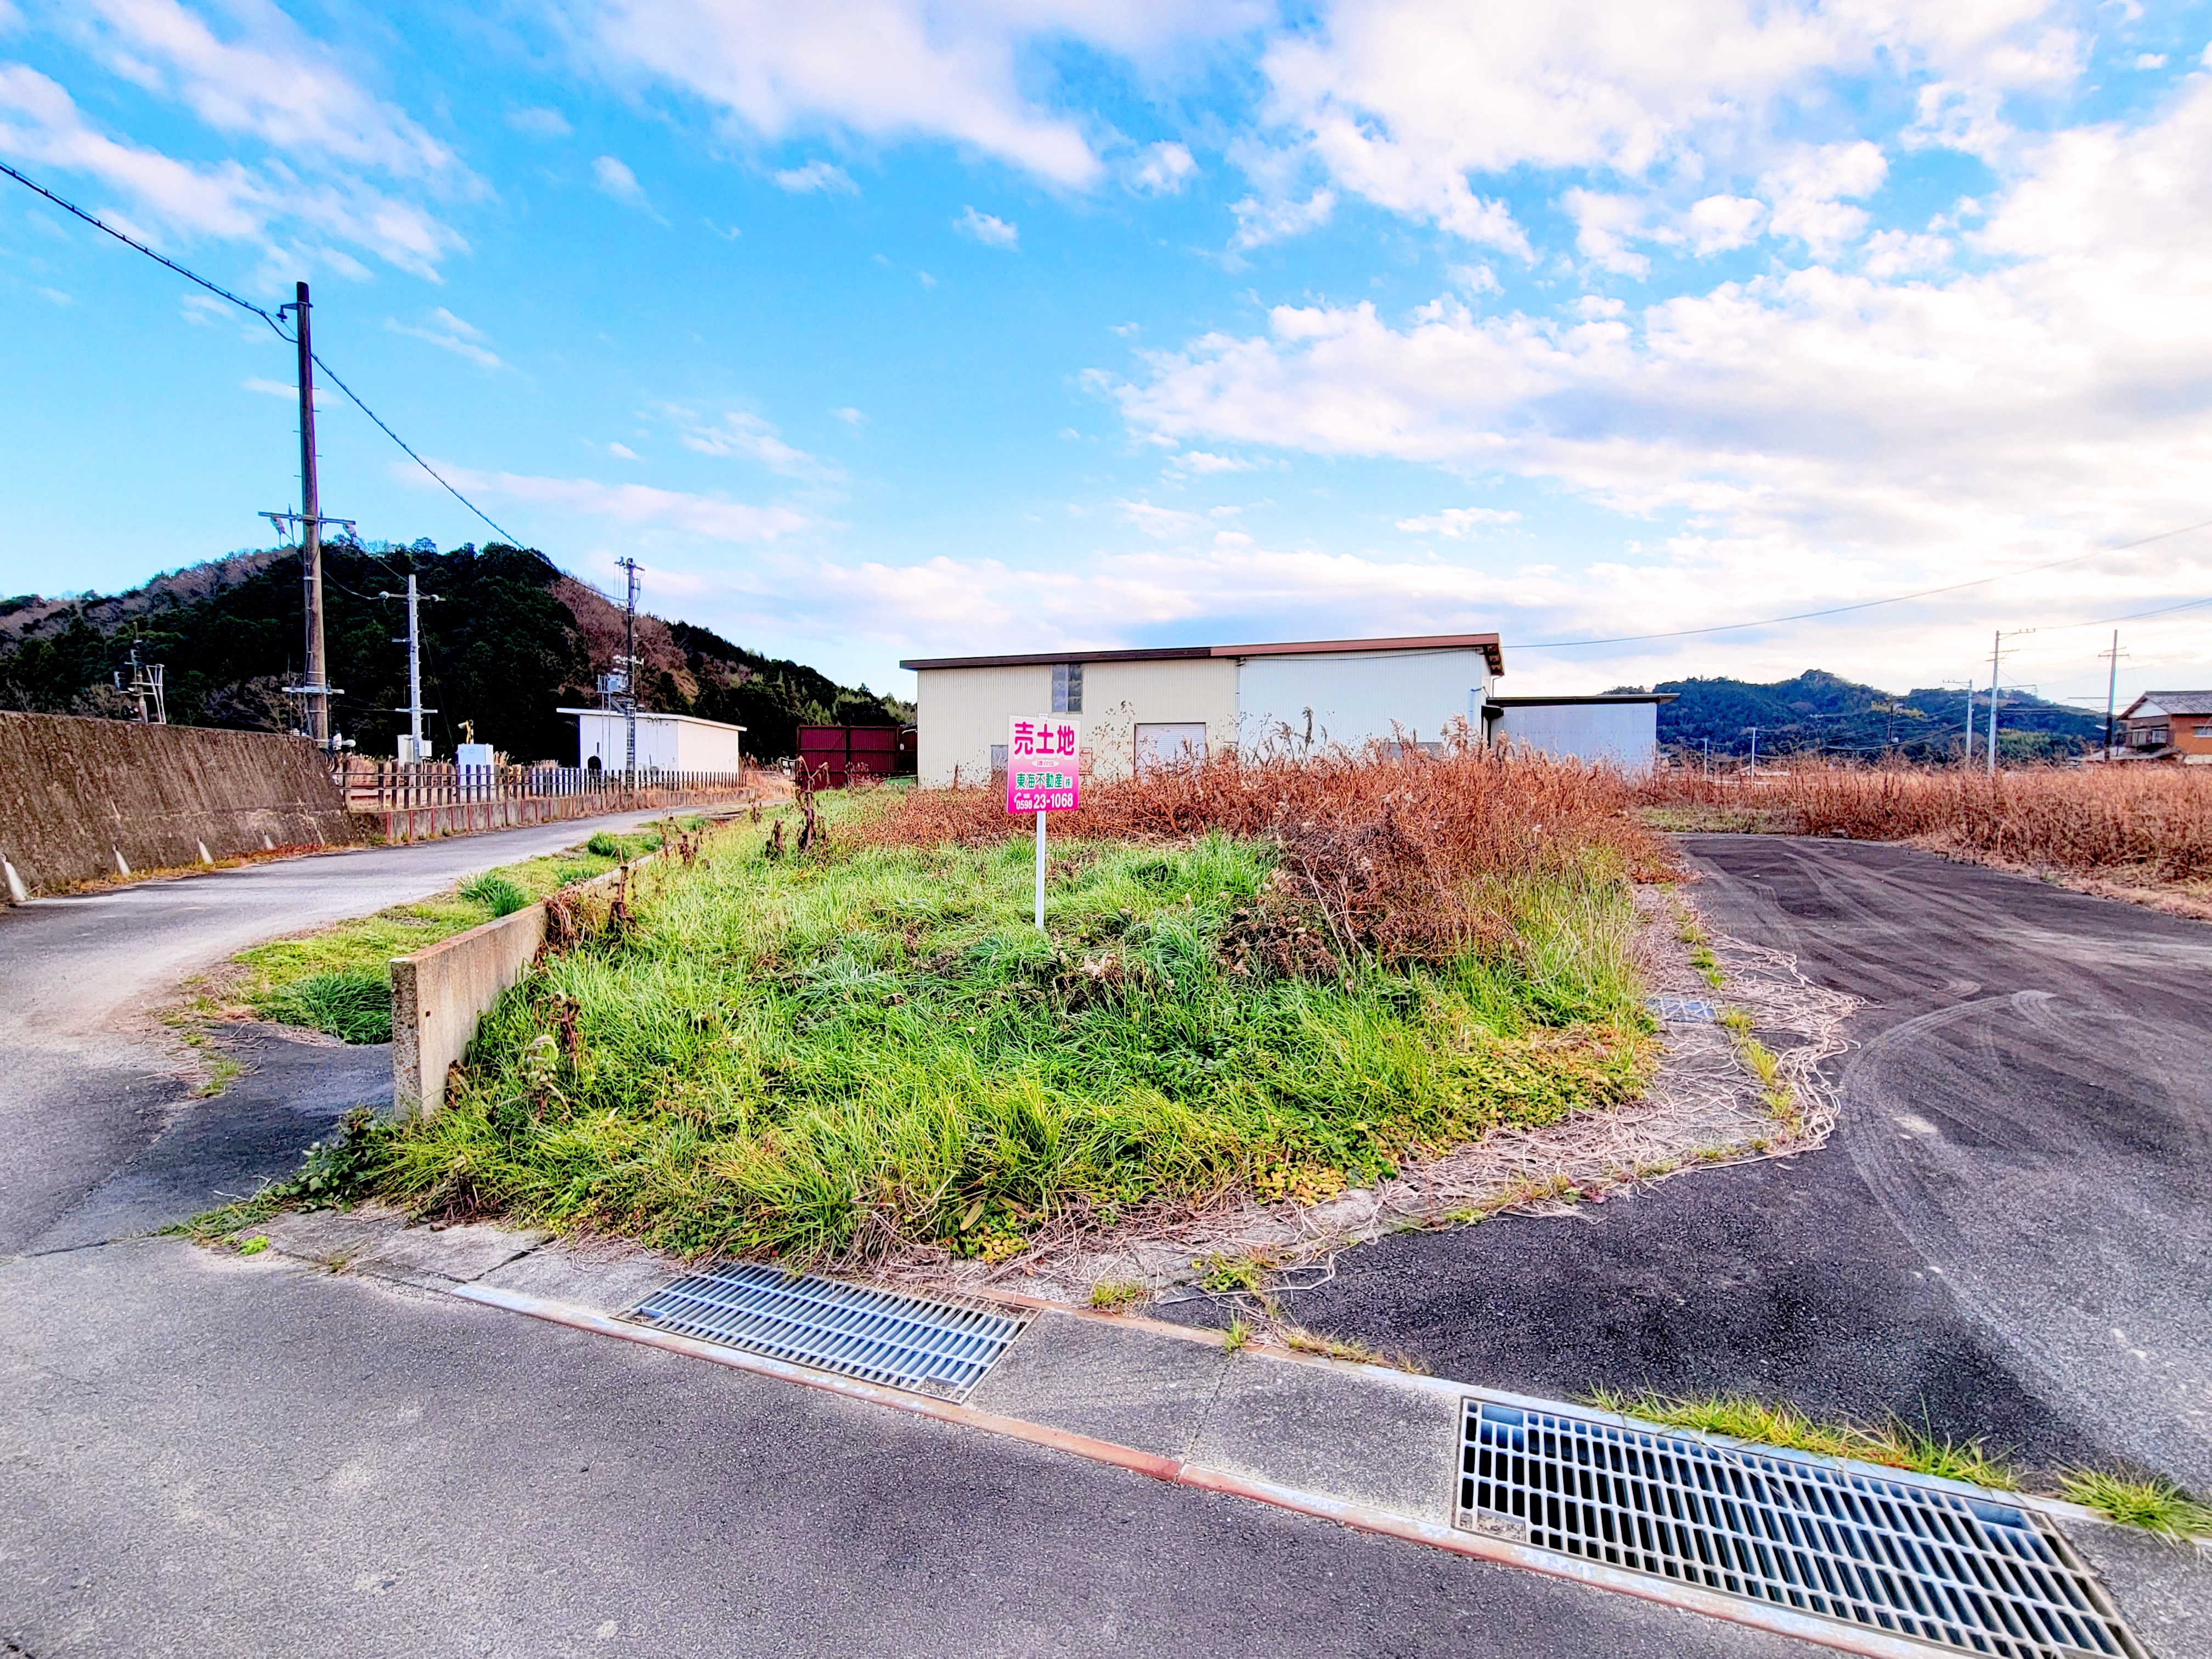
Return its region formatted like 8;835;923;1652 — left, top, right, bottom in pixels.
1007;715;1081;813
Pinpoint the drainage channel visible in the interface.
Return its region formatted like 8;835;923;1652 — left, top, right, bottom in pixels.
1457;1393;2147;1658
622;1261;1026;1402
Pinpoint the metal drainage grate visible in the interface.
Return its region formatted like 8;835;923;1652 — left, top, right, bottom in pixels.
623;1261;1025;1401
1458;1398;2145;1658
1646;995;1720;1023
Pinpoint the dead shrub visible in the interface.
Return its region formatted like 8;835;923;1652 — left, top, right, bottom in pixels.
1642;761;2212;883
856;732;1674;967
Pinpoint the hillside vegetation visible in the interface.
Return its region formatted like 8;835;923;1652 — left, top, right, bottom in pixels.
0;543;909;761
1646;669;2101;763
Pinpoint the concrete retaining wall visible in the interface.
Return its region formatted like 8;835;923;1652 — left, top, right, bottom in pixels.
0;712;366;897
390;856;651;1118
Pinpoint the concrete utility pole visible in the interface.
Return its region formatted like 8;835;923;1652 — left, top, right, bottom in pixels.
1747;726;1759;772
1987;630;2002;777
616;557;641;784
381;573;439;761
2101;630;2123;759
290;281;327;747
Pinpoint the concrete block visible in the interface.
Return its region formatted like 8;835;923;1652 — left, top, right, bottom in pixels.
1186;1352;1462;1525
965;1309;1234;1459
390;901;548;1118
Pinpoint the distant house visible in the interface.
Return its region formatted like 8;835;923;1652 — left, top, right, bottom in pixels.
2114;692;2212;763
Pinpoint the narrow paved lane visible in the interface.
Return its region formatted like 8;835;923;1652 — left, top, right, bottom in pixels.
1;809;720;1256
1267;838;2212;1491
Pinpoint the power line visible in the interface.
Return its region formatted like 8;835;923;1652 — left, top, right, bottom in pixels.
1;159;518;546
1514;516;2212;650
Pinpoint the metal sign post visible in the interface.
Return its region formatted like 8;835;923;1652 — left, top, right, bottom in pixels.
1007;715;1081;933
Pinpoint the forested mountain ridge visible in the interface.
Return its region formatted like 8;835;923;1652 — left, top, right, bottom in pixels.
1636;669;2103;761
0;543;909;763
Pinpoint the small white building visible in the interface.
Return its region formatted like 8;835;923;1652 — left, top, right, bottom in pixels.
558;707;746;773
900;634;1504;786
1484;693;1676;771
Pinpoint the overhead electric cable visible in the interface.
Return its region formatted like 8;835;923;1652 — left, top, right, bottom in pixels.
1516;517;2212;649
1;159;519;546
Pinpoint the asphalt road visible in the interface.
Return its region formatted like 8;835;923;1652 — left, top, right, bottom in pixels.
0;816;1819;1658
1;809;701;1258
1255;837;2212;1491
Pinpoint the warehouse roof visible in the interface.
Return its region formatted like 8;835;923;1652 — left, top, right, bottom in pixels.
1486;692;1677;706
900;632;1505;676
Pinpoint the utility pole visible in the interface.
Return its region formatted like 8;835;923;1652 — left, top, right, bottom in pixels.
1987;629;2001;777
289;281;326;746
616;557;641;784
2100;630;2124;759
1747;726;1759;772
380;572;439;761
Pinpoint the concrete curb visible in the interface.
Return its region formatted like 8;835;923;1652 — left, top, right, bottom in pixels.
450;1281;1954;1659
232;1207;2207;1658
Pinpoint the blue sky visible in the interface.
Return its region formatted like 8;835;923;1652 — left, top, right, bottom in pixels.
3;0;2211;711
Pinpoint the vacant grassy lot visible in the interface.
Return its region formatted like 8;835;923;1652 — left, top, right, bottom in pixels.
358;750;1667;1265
223;827;669;1043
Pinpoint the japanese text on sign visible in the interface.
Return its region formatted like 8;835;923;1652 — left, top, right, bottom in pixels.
1007;715;1081;813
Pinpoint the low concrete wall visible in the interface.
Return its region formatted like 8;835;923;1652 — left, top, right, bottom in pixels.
390;856;652;1118
0;712;366;896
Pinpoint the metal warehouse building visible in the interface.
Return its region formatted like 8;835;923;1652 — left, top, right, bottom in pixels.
900;632;1672;783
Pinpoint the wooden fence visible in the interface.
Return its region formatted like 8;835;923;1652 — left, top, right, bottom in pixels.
338;761;757;843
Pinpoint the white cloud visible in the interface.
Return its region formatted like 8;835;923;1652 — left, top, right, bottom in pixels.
2134;53;2168;70
509;105;572;138
0;64;464;277
1116;497;1208;537
954;204;1018;247
1396;507;1522;537
584;0;1263;189
1563;189;1655;275
1860;228;1951;278
831;406;865;424
1758;140;1887;256
1109;73;2212;657
421;465;813;542
1229;187;1336;249
74;0;458;178
1686;194;1765;254
1167;448;1271;476
1132;140;1197;194
243;376;321;404
672;408;836;478
774;159;856;194
386;308;503;369
606;441;640;460
594;154;651;209
1250;0;2070;239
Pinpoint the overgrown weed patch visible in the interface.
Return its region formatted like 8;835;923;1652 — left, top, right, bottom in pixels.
356;760;1662;1267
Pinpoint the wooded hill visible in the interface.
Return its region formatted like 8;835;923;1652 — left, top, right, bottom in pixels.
1640;669;2104;762
0;542;909;763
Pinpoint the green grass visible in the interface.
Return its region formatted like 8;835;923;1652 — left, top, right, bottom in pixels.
1585;1387;2212;1539
228;830;663;1043
1585;1389;2023;1488
2060;1470;2212;1539
354;816;1656;1266
458;872;528;916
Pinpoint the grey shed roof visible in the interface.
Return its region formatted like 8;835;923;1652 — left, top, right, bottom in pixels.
2122;691;2212;718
